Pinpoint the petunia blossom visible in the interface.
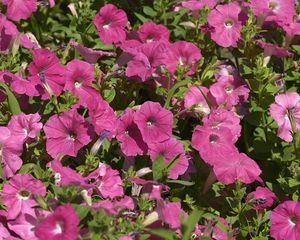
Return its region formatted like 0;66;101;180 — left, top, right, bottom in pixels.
148;138;189;179
134;101;173;144
207;2;243;48
8;113;42;143
270;200;300;240
116;108;148;156
270;92;300;142
1;174;46;220
184;85;210;116
247;186;277;210
1;0;37;21
43;109;92;158
137;22;170;43
181;0;217;11
93;4;128;45
35;204;80;240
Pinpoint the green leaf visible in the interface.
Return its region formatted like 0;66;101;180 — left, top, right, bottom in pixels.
152;155;166;181
182;209;202;240
103;89;116;103
134;12;150;23
0;83;21;115
72;204;90;221
166;179;195;186
148;228;177;240
143;6;157;17
166;154;180;173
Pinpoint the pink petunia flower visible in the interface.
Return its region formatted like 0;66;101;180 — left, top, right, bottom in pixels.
209;75;250;109
207;2;243;48
202;109;241;142
35;204;80;240
70;40;116;63
148;138;189;179
87;163;124;199
1;174;46;220
249;0;295;27
157;201;187;230
247;186;277;210
270;92;300;142
2;0;37;21
65;59;98;105
87;95;117;139
213;152;262;184
257;40;293;67
184;85;210;115
134;101;173;144
93;4;128;45
137;22;170;43
214;64;240;80
181;0;217;11
43;109;92;158
191;125;238;166
28;48;66;100
8;113;43;142
93;196;134;215
125;41;167;82
164;41;201;76
270;200;300;240
0;127;23;178
116;108;148;156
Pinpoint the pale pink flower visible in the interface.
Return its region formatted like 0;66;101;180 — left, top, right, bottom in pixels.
207;2;243;47
270;200;300;240
44;109;92;158
35;204;80;240
270;92;300;142
148;138;189;179
1;174;46;220
134;101;173;144
93;4;128;44
8;113;42;142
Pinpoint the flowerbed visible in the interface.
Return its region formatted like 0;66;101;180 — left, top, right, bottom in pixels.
0;0;300;239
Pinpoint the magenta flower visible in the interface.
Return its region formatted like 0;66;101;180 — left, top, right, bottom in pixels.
2;0;37;21
137;22;170;43
270;200;300;240
0;13;17;52
125;42;167;82
87;96;117;139
247;187;277;210
44;109;92;158
181;0;217;11
93;196;134;215
270;92;300;142
257;40;293;66
148;138;189;179
202;109;241;142
116;108;148;156
207;2;243;47
87;163;124;199
213;152;262;184
0;127;23;178
134;101;173;144
184;85;210;115
35;204;80;240
28;48;66;100
209;75;250;109
8;113;42;142
192;125;238;166
65;59;98;105
70;40;116;63
93;4;128;45
165;41;201;76
1;174;46;219
249;0;295;26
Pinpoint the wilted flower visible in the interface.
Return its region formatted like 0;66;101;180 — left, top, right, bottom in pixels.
247;186;277;210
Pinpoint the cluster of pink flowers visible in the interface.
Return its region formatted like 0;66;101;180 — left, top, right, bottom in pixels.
0;0;299;239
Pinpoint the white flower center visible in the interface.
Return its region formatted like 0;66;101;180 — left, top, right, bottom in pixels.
17;189;30;200
224;19;234;29
53;221;64;235
269;0;280;11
